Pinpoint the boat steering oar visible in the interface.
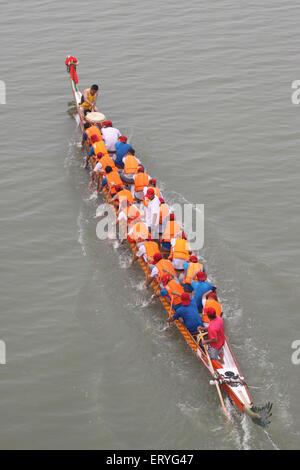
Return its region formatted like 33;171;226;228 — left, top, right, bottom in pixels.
198;330;230;422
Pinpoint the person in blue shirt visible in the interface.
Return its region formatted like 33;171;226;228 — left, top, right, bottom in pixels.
191;271;215;312
115;136;133;169
167;293;204;335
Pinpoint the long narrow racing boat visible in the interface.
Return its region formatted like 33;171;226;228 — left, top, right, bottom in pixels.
65;56;272;427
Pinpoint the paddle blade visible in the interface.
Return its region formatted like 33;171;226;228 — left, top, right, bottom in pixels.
251;402;273;427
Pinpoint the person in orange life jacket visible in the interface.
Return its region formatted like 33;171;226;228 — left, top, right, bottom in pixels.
182;255;206;292
117;199;141;232
121;149;141;184
153;273;184;311
85;134;107;168
127;222;151;246
133;167;151;202
199;307;225;363
82;122;102;146
101;120;121;153
167;292;204;334
190;271;215;313
108;184;134;206
131;235;160;269
202;291;223;328
89;152;116;190
100;165;123;196
158;197;170;235
145;252;176;288
144;188;161;240
161;213;182;252
168;232;191;271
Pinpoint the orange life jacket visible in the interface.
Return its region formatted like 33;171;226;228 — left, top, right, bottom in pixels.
159;203;170;224
164;279;184;306
155;259;176;280
123;154;139;174
143;241;160;264
127;222;151;243
97;155;116;172
92;141;109;158
202;298;222;323
117;189;134;204
170;239;190;260
86;126;103;142
134;173;149;192
121;205;140;222
105;170;123;190
161;221;181;243
183;262;204;284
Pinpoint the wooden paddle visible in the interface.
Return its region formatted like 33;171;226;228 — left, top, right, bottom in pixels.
197;330;229;421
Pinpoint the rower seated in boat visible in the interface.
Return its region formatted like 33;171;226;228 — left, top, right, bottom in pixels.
114;136;133;169
161;213;182;252
190;272;215;314
133;167;150;202
101;120;121;155
85;135;109;168
145;252;176;288
167;292;204;335
202;291;223;328
117;198;141;234
152;274;184;311
168;233;191;271
89;152;117;190
100;165;123;196
109;185;134;206
79;84;99;121
131;237;160;269
199;307;225;363
158;198;170;235
127;222;151;245
121;149;141;184
181;255;205;293
82;122;103;147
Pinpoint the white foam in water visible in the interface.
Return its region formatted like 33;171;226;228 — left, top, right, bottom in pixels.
77;210;87;256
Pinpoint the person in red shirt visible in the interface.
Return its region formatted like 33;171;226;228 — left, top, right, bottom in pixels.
201;307;225;363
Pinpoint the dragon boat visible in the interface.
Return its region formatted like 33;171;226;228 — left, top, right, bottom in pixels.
65;56;272;427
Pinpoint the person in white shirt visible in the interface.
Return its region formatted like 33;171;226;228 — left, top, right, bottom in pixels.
144;188;160;240
101;120;121;153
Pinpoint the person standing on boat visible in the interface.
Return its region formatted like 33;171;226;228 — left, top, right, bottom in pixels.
199;307;225;363
167;292;204;335
144;188;161;240
79;84;99;120
190;272;215;313
115;136;133;169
